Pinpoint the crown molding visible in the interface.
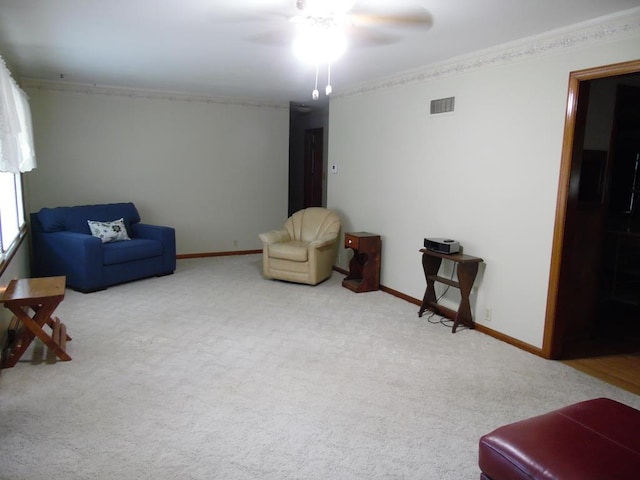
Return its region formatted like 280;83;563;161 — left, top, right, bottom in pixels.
21;78;289;110
338;7;640;99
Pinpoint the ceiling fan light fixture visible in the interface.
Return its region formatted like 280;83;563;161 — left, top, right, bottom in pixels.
293;23;347;64
292;0;356;100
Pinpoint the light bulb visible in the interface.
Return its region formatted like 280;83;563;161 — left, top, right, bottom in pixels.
293;24;347;64
312;89;319;100
325;84;332;95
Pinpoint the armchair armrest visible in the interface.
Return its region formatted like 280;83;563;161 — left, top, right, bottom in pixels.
308;233;339;284
259;229;290;245
131;223;177;273
309;234;339;250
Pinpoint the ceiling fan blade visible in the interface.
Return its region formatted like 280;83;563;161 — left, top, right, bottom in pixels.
248;30;293;47
345;26;402;48
350;8;433;30
296;0;358;16
246;3;432;50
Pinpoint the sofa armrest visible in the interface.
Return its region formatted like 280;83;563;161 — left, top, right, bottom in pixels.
31;231;104;292
131;223;177;273
259;229;290;245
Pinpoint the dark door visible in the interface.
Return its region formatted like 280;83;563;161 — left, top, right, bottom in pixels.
303;128;324;208
607;85;640;229
599;85;640;336
553;81;607;355
547;63;640;360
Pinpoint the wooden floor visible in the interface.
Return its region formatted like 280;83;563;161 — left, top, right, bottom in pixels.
562;307;640;396
563;352;640;396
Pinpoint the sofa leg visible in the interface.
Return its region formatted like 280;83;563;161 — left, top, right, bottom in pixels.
74;286;107;294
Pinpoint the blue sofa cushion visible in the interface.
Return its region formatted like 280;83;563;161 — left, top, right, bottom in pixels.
38;203;141;235
103;238;162;265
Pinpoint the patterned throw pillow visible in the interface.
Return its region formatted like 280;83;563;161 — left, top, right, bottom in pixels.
87;218;131;243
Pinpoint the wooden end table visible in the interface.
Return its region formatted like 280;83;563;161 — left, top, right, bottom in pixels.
418;249;483;333
342;232;381;293
1;276;71;368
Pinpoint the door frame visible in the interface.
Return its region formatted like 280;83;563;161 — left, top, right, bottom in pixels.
543;59;640;359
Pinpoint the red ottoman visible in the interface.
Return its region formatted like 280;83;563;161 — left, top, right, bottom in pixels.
479;398;640;480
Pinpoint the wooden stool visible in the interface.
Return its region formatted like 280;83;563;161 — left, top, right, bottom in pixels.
1;276;71;368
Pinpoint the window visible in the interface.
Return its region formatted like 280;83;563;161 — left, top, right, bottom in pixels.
0;54;35;270
0;170;25;265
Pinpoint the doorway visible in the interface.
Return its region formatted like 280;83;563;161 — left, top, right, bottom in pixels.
545;60;640;360
288;102;329;216
303;127;324;208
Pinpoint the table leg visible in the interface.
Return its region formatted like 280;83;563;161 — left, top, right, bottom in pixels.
452;262;480;333
419;253;442;317
3;301;71;367
40;307;72;341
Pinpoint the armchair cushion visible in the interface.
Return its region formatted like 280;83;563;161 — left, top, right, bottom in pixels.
268;241;309;262
259;207;340;286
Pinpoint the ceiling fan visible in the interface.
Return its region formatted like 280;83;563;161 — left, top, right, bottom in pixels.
253;0;433;100
292;0;432;26
294;0;357;17
292;1;432;43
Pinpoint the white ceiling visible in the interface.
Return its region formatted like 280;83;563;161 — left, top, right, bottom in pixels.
1;0;639;104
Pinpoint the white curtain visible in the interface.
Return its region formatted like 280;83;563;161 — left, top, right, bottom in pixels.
0;55;36;173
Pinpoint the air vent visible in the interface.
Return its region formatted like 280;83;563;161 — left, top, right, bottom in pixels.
430;96;455;114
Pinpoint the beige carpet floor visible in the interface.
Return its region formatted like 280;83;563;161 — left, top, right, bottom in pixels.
1;254;639;479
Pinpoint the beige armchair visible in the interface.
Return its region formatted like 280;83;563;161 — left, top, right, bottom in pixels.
258;207;341;285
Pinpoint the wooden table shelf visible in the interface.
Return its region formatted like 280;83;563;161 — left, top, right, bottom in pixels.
428;275;460;288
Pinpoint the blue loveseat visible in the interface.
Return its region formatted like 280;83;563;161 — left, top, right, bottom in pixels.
30;202;176;292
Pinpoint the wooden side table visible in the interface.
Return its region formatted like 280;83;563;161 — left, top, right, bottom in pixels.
1;276;71;368
418;249;483;333
342;232;381;293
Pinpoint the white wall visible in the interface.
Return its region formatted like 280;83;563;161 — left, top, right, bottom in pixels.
327;10;640;349
23;86;290;255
